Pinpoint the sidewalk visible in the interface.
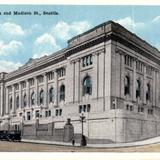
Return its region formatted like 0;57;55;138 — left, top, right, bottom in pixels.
22;136;160;148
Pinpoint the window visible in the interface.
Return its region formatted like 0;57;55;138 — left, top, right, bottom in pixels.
39;90;44;104
35;110;40;118
146;66;152;76
9;97;12;110
82;54;92;67
48;110;51;116
48;72;54;80
15;84;19;90
126;104;129;110
136;79;141;99
146;83;151;101
23;94;27;107
124;76;130;95
31;92;35;106
38;75;44;84
29;78;34;86
27;112;31;120
148;109;153;115
83;76;92;95
79;104;91;113
138;106;144;113
136;61;143;72
124;55;133;67
22;81;26;89
49;87;54;103
58;68;66;78
45;110;51;117
60;84;65;101
59;109;62;116
16;95;19;109
55;109;62;116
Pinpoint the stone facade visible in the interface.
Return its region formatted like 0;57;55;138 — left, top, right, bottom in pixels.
0;20;160;143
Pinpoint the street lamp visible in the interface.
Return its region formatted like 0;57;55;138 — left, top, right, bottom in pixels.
79;112;86;146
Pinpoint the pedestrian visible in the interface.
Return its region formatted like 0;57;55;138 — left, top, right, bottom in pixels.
72;139;75;146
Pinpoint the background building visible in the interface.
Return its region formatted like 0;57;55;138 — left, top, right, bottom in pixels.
0;21;160;143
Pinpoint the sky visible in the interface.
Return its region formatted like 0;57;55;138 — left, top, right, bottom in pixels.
0;5;160;72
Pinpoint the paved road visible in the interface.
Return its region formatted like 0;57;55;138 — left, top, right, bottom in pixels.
0;141;160;152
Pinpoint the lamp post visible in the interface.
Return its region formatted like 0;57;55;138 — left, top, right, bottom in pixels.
80;112;86;146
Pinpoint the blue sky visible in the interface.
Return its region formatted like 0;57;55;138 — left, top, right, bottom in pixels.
0;5;160;72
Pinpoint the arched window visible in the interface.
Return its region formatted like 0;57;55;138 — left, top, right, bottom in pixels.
146;83;151;101
9;97;12;110
83;76;92;95
60;85;65;101
39;89;44;104
16;95;19;109
31;92;35;106
23;94;27;107
136;79;141;99
49;87;54;103
124;75;130;95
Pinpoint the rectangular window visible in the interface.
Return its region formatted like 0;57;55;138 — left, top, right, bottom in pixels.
27;112;31;120
58;68;66;78
82;54;93;67
37;76;44;83
45;111;48;117
87;104;91;112
55;109;58;116
29;78;34;86
48;110;51;117
35;110;40;118
48;72;54;80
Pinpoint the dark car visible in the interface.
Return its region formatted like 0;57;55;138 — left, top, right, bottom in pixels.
0;130;8;140
7;130;21;142
0;130;21;142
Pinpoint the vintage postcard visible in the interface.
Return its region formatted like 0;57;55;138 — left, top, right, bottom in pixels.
0;2;160;160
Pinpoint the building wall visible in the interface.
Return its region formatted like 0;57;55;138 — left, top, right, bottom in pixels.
0;21;160;143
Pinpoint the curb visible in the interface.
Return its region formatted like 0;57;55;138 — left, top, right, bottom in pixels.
21;136;160;148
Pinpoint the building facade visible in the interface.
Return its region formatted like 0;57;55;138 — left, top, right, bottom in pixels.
0;21;160;143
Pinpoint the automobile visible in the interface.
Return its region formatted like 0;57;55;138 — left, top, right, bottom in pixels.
0;130;21;142
7;130;21;142
0;130;8;140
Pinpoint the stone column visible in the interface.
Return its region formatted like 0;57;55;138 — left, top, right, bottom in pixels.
26;80;30;107
34;77;38;106
152;69;156;106
55;70;58;106
12;85;15;113
92;52;98;99
0;83;4;116
19;82;22;109
132;59;137;102
75;59;80;103
156;71;159;106
143;65;147;104
72;62;75;103
120;53;125;98
44;73;48;108
5;86;9;115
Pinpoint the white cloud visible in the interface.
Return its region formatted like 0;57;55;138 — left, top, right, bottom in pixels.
0;60;22;72
33;33;61;58
0;22;25;37
116;17;145;31
52;20;91;40
0;40;23;56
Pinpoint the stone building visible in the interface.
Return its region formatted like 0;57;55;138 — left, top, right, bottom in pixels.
0;20;160;143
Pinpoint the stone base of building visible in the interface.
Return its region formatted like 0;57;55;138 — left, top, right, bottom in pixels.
1;111;160;144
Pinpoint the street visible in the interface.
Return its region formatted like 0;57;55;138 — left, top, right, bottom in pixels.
0;141;160;152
